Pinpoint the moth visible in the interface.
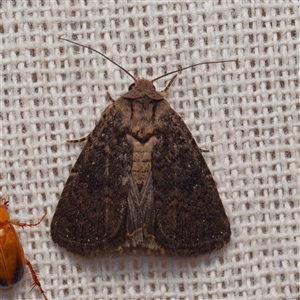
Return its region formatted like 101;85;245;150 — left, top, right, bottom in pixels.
51;38;232;256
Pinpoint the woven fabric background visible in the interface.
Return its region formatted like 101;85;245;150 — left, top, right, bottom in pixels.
1;1;299;300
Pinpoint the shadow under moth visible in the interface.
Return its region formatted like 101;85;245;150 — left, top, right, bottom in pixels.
51;38;232;256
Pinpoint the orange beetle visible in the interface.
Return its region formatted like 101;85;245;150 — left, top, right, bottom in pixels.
0;198;48;300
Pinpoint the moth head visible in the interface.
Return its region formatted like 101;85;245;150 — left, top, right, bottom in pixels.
129;79;156;91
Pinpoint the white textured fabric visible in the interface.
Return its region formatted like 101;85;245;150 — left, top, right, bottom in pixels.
1;1;299;300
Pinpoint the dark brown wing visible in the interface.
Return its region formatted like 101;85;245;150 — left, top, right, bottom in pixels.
51;103;132;256
152;108;231;255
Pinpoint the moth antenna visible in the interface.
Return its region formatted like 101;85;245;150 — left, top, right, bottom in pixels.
59;37;136;81
151;59;237;83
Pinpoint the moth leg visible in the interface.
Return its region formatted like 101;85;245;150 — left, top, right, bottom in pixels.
67;135;90;143
25;258;48;300
159;74;178;98
10;212;47;229
106;91;115;102
199;147;209;152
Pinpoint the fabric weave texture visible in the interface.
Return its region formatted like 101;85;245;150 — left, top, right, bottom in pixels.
1;1;299;299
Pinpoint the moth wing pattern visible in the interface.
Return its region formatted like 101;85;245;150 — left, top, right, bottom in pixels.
152;108;231;255
51;103;133;255
51;77;231;256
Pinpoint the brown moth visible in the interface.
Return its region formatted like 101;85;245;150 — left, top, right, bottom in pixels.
51;38;233;256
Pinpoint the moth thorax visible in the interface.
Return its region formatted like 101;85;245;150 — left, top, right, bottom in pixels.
126;134;157;190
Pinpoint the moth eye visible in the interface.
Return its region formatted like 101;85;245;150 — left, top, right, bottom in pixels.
129;83;135;91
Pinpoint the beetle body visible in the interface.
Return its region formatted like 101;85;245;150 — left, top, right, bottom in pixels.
0;198;48;300
0;218;25;287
